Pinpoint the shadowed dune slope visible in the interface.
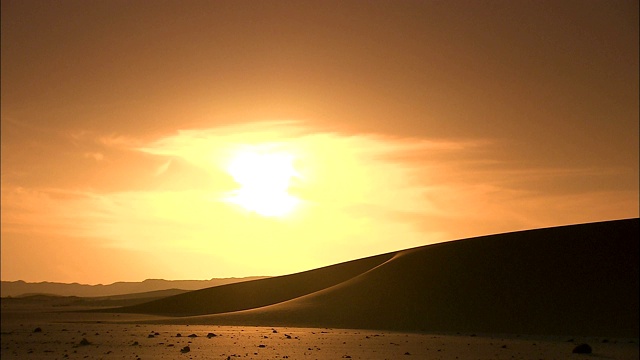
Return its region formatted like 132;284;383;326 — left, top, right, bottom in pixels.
131;218;639;337
110;251;394;316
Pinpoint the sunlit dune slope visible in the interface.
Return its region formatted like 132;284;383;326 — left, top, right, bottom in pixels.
127;219;639;337
110;251;394;316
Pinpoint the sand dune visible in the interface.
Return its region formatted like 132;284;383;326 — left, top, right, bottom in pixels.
118;219;638;337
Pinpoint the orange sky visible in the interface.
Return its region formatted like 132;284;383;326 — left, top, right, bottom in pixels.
2;0;638;284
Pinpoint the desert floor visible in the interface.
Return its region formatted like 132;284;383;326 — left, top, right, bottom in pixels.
1;305;638;360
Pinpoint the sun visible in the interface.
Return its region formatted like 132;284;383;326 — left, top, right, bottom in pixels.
224;148;300;217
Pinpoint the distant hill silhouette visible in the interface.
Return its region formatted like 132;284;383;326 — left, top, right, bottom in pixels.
115;219;639;337
1;277;267;298
1;289;191;308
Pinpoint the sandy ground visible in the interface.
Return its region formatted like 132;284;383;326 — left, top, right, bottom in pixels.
1;306;638;360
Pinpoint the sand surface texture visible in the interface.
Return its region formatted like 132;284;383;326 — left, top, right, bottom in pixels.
2;309;638;360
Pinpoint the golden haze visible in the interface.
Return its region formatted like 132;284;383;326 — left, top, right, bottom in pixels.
1;121;637;284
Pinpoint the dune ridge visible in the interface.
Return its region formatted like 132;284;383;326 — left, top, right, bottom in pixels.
111;251;394;316
119;219;639;337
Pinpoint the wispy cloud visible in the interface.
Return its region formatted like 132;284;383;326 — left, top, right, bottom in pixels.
154;159;172;176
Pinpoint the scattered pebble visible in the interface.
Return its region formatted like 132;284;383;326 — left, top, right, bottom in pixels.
573;343;593;354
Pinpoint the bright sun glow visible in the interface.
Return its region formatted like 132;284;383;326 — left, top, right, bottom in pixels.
225;148;300;217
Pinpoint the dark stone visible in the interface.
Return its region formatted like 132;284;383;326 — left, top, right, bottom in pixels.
180;346;190;353
207;333;217;338
572;343;592;354
33;327;42;333
188;334;198;338
79;338;91;346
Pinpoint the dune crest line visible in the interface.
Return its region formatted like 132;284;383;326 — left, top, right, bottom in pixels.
109;251;395;317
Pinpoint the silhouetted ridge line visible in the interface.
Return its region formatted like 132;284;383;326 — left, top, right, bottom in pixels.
1;277;267;298
120;219;639;337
